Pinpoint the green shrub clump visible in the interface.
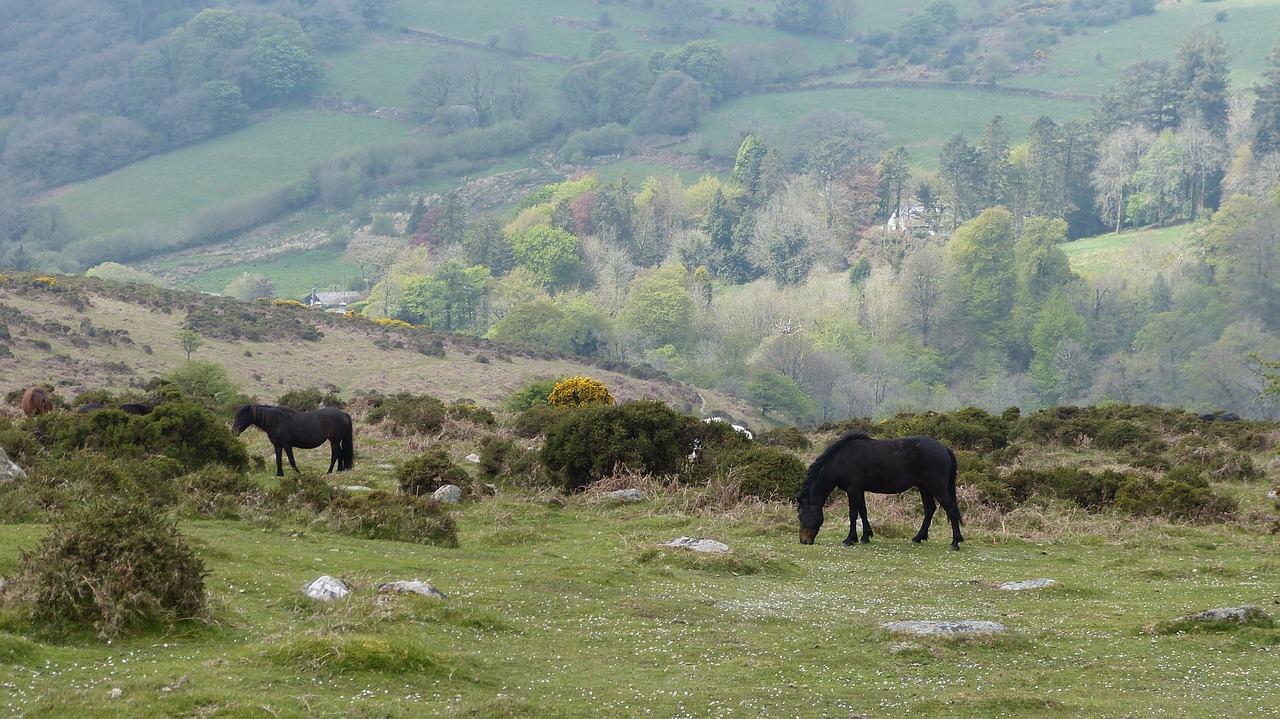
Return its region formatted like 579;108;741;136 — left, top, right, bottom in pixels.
540;400;700;492
278;387;345;412
364;392;448;435
326;491;458;547
398;448;472;496
720;445;806;501
1115;466;1237;520
2;502;209;636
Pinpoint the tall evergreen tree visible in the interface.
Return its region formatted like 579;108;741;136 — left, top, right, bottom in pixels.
877;145;912;223
1174;29;1231;136
1252;42;1280;158
976;115;1012;211
938;132;981;231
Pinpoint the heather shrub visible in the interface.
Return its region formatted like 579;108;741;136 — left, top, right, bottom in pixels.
277;387;344;412
326;491;458;546
176;465;256;519
755;426;811;451
511;403;559;438
364;392;447;435
1114;466;1237;520
477;435;542;487
447;401;496;426
398;448;472;496
2;501;209;636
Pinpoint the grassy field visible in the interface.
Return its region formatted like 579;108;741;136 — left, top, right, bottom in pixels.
1010;0;1280;95
1061;225;1192;278
692;84;1094;165
0;458;1276;718
50;112;415;240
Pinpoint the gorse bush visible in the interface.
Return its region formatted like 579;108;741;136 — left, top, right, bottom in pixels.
879;407;1011;452
277;387;345;412
540;400;700;492
547;376;614;408
476;435;542;487
3;501;208;637
326;491;458;547
719;445;806;501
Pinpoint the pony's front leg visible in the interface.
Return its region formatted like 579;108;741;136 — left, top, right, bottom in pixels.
274;446;285;477
912;492;936;543
843;493;871;545
327;440;339;474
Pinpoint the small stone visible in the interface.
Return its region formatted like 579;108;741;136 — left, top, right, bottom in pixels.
343;485;373;492
377;580;448;600
433;485;463;504
607;489;646;503
465;453;480;463
660;537;731;554
884;620;1007;636
302;575;349;601
999;578;1058;591
107;688;123;699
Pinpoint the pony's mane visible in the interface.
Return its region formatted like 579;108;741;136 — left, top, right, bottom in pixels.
797;432;871;504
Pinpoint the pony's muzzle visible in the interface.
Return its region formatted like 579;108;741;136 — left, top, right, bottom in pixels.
798;529;817;545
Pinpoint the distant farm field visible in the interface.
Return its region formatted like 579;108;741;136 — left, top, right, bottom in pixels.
1010;0;1280;94
51;112;415;240
694;85;1094;164
1061;225;1191;278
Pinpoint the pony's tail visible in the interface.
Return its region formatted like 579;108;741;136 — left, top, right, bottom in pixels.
341;421;355;471
947;447;961;524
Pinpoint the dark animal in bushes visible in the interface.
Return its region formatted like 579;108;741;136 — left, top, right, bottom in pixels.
231;404;354;476
21;386;53;416
1198;412;1241;422
797;432;964;550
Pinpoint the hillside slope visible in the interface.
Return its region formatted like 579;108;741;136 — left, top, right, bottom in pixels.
0;274;756;422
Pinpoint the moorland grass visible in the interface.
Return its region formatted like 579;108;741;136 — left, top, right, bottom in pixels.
1;483;1276;718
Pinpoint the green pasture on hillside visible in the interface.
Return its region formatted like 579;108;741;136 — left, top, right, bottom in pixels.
51;112;415;240
693;85;1094;166
1009;0;1280;95
1061;225;1191;278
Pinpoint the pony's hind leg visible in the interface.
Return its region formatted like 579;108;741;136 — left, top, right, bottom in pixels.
284;447;301;474
327;440;339;474
939;495;965;550
912;492;937;543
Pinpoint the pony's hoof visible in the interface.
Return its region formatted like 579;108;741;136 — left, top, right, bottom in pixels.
948;544;961;551
841;540;854;547
860;538;871;544
911;537;925;544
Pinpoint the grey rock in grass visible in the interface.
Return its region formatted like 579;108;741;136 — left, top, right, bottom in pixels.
607;489;646;503
465;453;480;463
1174;606;1270;624
0;448;26;483
343;485;374;492
999;578;1058;591
378;580;447;600
302;575;350;601
884;620;1007;636
660;537;731;554
433;484;463;504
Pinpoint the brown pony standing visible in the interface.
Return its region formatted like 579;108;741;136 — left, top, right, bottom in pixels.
21;386;54;417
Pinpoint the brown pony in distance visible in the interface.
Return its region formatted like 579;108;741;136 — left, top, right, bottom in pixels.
21;386;53;417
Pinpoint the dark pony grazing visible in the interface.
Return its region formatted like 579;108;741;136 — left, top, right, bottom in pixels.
797;432;964;551
21;386;53;417
231;404;354;477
